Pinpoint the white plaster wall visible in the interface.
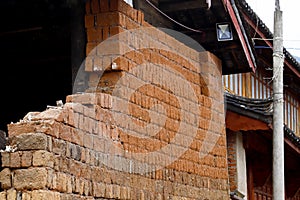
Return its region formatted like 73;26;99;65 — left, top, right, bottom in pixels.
236;132;248;199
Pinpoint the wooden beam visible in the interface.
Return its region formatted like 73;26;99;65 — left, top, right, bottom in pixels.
159;0;208;12
226;111;270;132
284;138;300;155
246;156;255;200
222;0;256;73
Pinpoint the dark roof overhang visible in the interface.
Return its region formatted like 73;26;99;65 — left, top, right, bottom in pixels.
138;0;258;74
225;92;300;150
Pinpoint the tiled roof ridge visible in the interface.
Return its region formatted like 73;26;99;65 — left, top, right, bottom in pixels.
225;91;300;148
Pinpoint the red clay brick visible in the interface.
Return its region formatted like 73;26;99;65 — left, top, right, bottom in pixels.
87;28;102;42
85;0;92;14
110;26;124;36
86;42;98;56
96;12;120;27
100;0;109;12
102;26;109;40
85;15;95;28
109;0;118;11
91;0;100;14
137;10;144;24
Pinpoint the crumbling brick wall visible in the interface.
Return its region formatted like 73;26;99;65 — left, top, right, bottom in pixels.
0;0;229;199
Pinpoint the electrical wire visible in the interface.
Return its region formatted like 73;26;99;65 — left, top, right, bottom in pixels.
286;47;300;51
145;0;203;33
252;38;273;41
254;46;300;51
253;38;300;42
254;46;272;49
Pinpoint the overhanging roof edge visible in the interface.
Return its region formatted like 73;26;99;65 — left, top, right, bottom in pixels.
222;0;257;73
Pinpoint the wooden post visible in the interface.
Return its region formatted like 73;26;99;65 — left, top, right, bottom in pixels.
247;155;255;199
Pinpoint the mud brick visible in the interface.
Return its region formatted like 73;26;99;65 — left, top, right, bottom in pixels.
91;0;100;14
9;152;21;168
137;10;144;24
109;0;118;11
100;0;109;12
110;26;125;36
86;42;98;56
59;124;73;143
7;122;36;137
7;189;16;200
96;12;120;27
13;168;47;190
56;172;67;192
21;191;32;200
0;192;6;200
83;179;92;195
0;168;12;189
72;129;84;147
102;26;110;40
21;151;32;167
74;178;85;195
83;133;94;149
30;108;64;122
33;150;54;168
69;143;82;161
85;15;95;28
1;152;10;167
92;181;106;197
31;190;60;200
69;160;82;177
87;28;102;42
66;94;96;106
10;133;48;151
52;138;66;156
86;0;92;14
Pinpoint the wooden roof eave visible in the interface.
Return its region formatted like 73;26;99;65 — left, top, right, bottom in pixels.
240;3;300;79
222;0;257;73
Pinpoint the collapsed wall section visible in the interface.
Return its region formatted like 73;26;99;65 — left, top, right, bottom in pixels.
0;0;229;199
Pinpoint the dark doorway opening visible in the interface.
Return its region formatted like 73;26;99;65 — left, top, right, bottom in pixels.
0;0;85;132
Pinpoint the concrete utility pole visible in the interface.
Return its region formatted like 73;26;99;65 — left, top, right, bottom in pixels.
273;0;285;199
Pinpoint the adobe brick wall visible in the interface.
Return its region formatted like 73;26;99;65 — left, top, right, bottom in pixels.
0;0;229;199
